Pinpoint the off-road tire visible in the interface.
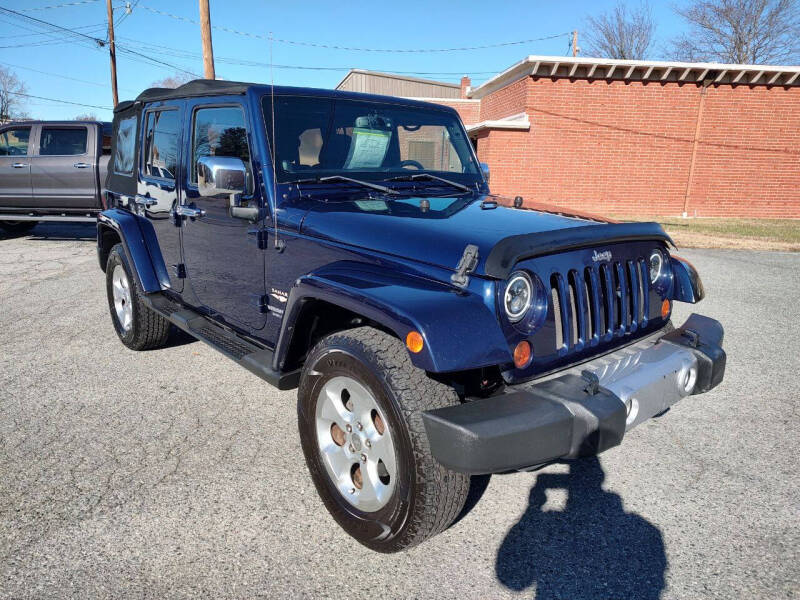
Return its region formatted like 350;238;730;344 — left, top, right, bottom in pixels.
105;243;170;350
0;221;37;235
297;326;470;553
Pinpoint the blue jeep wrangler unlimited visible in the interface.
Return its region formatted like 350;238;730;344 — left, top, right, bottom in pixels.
98;80;725;552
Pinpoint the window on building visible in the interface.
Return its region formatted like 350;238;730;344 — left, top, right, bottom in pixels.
113;116;137;175
143;110;179;179
0;127;30;156
191;106;251;188
39;127;87;156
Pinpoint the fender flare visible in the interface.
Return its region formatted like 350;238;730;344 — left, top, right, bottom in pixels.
273;261;512;373
97;208;170;293
670;255;704;304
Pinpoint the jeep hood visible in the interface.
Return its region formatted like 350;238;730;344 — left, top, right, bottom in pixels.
299;195;671;279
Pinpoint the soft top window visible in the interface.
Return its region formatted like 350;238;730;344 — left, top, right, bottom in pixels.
113;115;137;176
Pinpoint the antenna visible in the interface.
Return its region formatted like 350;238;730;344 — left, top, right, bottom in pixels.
269;31;283;251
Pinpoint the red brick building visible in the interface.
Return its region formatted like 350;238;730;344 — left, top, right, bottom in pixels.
338;57;800;218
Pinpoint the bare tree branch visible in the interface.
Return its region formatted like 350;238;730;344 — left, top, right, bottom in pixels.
583;1;656;60
0;66;27;121
671;0;800;64
151;72;194;89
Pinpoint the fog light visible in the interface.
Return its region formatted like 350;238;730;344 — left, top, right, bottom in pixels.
405;331;424;353
513;340;532;369
679;366;697;394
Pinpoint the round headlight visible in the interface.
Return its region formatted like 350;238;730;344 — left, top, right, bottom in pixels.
504;272;533;322
649;250;664;283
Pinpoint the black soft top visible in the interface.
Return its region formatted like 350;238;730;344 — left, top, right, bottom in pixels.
114;79;251;112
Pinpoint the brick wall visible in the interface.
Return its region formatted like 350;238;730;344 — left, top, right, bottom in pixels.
434;99;480;126
439;76;800;218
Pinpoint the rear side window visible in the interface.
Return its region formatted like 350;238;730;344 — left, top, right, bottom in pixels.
101;123;112;155
191;106;251;185
0;127;31;156
39;127;88;156
113;116;137;175
143;110;179;180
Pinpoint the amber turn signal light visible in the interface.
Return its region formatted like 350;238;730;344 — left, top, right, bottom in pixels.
661;299;671;319
406;331;424;353
513;340;532;369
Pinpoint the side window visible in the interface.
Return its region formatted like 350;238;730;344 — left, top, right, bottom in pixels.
192;106;251;187
0;127;31;156
143;110;179;179
113;116;136;175
101;123;112;156
39;127;88;156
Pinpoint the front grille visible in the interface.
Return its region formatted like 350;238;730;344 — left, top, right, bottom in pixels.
550;258;650;353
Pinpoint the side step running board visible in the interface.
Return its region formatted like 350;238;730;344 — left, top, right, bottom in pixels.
144;294;301;391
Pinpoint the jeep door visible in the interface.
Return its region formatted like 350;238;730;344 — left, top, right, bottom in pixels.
0;125;33;208
138;101;185;293
179;99;266;331
31;124;99;209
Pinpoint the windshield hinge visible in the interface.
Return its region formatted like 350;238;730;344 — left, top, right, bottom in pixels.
451;244;479;289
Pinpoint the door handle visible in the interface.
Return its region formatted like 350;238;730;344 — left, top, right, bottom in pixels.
175;205;206;219
73;162;91;169
11;163;28;168
134;194;157;208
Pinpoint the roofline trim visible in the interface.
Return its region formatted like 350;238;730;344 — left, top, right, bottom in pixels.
465;112;530;135
469;55;800;98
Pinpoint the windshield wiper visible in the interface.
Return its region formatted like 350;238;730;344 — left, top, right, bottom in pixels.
288;175;397;195
386;173;471;193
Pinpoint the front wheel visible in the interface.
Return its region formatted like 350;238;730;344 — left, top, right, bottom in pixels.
105;243;170;350
297;327;469;553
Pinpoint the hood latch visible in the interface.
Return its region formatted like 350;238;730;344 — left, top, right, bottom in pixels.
451;244;479;288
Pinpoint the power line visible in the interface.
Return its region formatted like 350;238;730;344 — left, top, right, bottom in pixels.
0;5;105;44
113;36;509;77
139;5;570;53
17;0;102;10
8;90;112;110
0;6;201;76
0;20;106;39
0;60;137;93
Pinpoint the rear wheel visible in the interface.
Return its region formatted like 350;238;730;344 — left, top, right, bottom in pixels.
297;326;469;552
0;221;37;235
105;243;170;350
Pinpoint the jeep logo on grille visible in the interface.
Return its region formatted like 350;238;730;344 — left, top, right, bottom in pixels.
592;250;612;262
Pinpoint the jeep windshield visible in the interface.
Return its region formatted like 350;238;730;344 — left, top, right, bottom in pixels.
262;95;481;188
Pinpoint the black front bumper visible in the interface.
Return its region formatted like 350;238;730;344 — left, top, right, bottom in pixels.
422;313;725;474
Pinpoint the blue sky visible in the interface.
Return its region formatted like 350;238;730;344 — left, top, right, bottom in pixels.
0;0;692;121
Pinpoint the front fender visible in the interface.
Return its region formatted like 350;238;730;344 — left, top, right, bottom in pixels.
97;209;170;293
274;262;512;373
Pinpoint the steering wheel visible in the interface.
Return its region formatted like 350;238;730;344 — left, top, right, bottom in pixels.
399;160;425;170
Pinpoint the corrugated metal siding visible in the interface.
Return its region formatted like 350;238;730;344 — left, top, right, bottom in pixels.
337;72;460;99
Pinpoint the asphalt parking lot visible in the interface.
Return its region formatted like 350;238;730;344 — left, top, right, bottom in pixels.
1;222;798;599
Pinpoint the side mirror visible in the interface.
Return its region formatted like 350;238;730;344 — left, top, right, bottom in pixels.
196;156;258;220
197;155;247;197
480;162;490;183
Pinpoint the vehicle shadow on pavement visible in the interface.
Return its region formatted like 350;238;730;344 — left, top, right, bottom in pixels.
1;222;97;241
495;457;666;600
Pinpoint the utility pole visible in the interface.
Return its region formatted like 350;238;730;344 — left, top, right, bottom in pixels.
199;0;215;80
571;30;579;57
106;0;118;107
